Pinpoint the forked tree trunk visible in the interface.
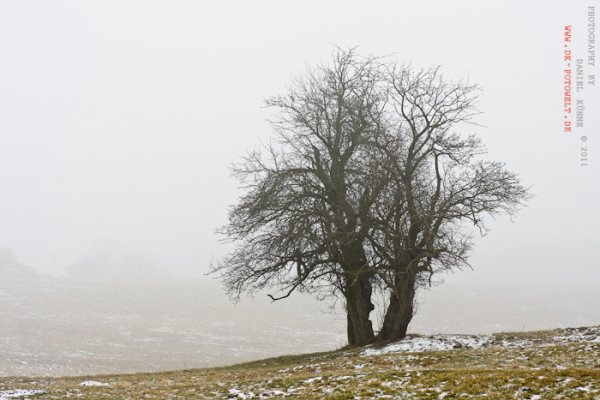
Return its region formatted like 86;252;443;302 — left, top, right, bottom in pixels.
377;273;416;342
345;271;375;346
338;237;376;346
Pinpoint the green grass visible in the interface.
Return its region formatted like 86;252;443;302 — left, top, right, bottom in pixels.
1;327;599;399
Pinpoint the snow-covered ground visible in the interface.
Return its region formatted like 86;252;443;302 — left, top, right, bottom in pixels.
0;389;45;400
1;276;599;377
362;326;600;356
0;277;347;377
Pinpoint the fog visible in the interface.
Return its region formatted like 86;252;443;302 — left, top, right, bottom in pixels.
0;1;598;284
0;0;599;377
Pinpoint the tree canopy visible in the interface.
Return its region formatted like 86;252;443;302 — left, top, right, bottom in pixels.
212;48;530;346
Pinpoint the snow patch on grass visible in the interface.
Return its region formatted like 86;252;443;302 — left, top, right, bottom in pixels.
363;326;600;356
302;376;323;384
78;380;110;386
363;334;491;355
0;389;45;399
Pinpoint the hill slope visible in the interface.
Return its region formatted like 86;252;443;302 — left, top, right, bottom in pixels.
1;326;599;399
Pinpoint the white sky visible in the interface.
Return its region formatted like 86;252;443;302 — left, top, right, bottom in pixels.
0;0;598;284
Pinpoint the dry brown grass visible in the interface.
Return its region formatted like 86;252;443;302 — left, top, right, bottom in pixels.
1;327;599;399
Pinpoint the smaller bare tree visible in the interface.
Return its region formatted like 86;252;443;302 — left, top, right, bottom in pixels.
365;65;531;341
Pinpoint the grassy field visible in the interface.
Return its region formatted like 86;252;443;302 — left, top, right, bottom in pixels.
1;326;599;399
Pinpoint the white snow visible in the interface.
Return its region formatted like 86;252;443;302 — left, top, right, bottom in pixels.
78;380;110;386
228;388;258;399
302;376;323;384
229;388;286;399
363;334;492;356
0;389;45;400
362;326;600;356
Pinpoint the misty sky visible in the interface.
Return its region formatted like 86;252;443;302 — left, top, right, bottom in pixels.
0;1;598;284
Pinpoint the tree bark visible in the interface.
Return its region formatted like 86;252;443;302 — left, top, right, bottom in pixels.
339;236;376;346
377;272;416;342
345;270;375;346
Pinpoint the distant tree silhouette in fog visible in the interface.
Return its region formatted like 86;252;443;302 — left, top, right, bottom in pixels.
0;247;36;277
66;241;160;281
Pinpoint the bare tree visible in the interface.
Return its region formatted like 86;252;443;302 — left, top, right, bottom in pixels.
365;65;531;341
0;247;36;277
213;49;386;345
212;48;531;346
66;241;160;281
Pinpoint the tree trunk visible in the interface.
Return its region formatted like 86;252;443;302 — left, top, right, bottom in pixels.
377;273;416;342
345;271;375;346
